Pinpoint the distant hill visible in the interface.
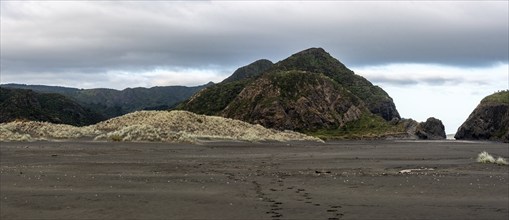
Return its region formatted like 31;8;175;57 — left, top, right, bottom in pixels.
0;87;104;126
221;59;273;83
179;48;416;139
455;90;509;142
180;60;273;115
1;83;213;118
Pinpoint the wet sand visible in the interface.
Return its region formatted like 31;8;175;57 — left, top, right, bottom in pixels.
1;140;508;220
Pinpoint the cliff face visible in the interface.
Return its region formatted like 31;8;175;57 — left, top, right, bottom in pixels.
221;70;366;131
270;48;400;121
455;91;509;142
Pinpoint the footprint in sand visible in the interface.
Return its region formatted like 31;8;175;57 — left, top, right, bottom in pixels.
327;205;344;219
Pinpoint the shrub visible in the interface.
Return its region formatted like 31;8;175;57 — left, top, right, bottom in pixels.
495;157;508;165
477;151;508;165
110;135;123;142
477;151;496;163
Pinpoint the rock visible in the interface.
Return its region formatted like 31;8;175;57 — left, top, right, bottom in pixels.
415;117;446;140
221;70;366;131
455;91;509;142
397;118;446;140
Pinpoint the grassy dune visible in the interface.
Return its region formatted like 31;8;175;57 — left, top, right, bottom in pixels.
0;110;321;143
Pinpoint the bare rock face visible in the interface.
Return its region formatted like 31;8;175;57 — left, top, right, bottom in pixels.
221;71;366;132
455;91;509;142
415;117;446;140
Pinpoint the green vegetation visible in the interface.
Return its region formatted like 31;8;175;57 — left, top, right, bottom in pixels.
272;48;399;121
1;83;211;118
178;80;251;115
307;114;406;140
222;59;273;83
481;90;509;104
268;70;361;105
0;88;104;126
178;59;277;115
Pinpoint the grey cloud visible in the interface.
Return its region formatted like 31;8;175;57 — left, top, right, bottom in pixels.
1;1;507;80
366;76;464;86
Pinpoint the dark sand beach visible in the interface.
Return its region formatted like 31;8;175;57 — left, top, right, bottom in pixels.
1;140;508;220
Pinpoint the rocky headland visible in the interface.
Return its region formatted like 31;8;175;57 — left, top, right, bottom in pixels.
180;48;444;140
455;90;509;142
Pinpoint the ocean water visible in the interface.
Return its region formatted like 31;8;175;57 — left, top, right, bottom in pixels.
446;134;456;140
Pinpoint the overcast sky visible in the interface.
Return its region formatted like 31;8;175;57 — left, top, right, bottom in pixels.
1;1;508;134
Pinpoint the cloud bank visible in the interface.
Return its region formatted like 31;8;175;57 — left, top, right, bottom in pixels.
1;1;507;86
352;63;508;86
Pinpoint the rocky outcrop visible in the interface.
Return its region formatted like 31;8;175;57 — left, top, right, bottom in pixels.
395;118;446;140
415;117;446;140
180;60;274;116
455;91;509;142
271;48;400;121
221;70;366;131
180;48;401;135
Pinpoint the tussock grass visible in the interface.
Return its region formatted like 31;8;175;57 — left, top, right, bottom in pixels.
477;151;508;165
0;126;32;141
0;121;98;141
477;151;495;163
94;111;322;143
1;110;322;143
495;157;508;165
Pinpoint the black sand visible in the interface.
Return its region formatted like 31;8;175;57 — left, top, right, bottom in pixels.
1;140;508;219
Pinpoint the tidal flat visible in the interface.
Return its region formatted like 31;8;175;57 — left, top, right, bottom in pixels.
1;140;508;220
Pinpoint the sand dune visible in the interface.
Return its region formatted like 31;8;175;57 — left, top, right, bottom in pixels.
0;110;321;143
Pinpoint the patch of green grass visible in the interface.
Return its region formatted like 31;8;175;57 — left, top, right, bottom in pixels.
306;113;406;140
481;90;509;104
